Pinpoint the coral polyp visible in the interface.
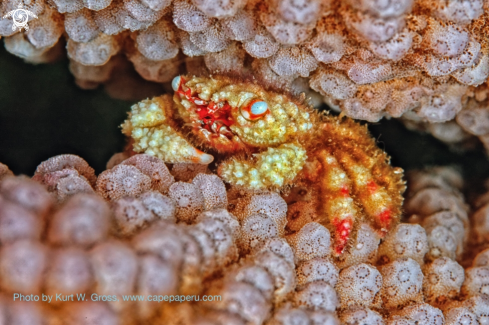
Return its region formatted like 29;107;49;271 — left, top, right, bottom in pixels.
122;74;405;255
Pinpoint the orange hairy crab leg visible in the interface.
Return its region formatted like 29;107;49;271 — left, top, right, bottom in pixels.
316;150;358;256
366;180;393;230
336;152;395;237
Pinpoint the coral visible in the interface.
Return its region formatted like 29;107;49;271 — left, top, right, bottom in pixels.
192;173;228;210
443;307;478;325
0;240;48;294
423;257;465;304
336;263;382;309
203;42;246;74
405;167;469;261
90;240;139;309
379;258;425;309
393;303;445;325
0;198;43;244
168;181;205;223
1;153;489;324
32;154;98;202
120;154;175;194
47;193;111;247
5;0;489;322
135;19;178;61
340;306;384;325
96;164;152;200
234;192;287;236
112;195;156;235
0;163;13;182
286;222;331;261
296;257;338;289
122;74;405;256
461;266;489;297
294;281;338;311
377;223;429;265
3;0;489;144
472;200;489;244
473;248;489;267
45;247;93;297
239;213;280;253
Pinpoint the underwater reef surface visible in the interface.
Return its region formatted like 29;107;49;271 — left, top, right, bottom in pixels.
3;0;489;323
4;0;489;153
0;154;488;324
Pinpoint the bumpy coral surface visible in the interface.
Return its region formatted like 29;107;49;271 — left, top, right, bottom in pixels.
5;0;489;156
122;74;405;256
0;155;488;325
4;0;489;323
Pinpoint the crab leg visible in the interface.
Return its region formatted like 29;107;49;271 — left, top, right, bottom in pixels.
218;143;307;189
335;151;395;236
315;150;359;256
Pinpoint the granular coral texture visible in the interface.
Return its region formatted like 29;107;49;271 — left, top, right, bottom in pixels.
457;178;489;302
0;163;13;182
390;303;445;325
455;91;489;155
377;223;429;266
379;257;425;309
32;154;97;202
404;167;469;261
1;154;489;324
0;153;331;324
401;85;489;157
336;263;382;309
423;257;465;305
340;306;384;325
4;0;489;132
0;153;278;324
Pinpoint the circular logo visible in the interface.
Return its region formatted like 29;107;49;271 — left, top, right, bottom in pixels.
3;3;38;32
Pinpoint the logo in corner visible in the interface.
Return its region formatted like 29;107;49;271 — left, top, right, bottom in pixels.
3;3;38;32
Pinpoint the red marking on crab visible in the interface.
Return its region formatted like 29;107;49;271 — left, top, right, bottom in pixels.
367;180;378;194
340;185;349;197
332;217;353;256
377;207;392;231
175;78;235;138
175;76;192;101
196;101;234;138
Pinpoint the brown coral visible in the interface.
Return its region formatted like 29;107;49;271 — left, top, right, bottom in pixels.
2;0;489;144
1;153;489;324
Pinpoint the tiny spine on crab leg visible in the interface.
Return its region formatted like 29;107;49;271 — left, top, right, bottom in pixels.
316;149;358;256
335;151;395;236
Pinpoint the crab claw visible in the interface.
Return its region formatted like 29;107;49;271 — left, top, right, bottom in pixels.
122;95;214;164
190;148;214;164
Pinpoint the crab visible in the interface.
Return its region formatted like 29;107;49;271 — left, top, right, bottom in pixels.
121;74;405;256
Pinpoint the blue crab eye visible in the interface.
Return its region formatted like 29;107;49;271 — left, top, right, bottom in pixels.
172;76;181;92
251;101;268;115
241;99;269;121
